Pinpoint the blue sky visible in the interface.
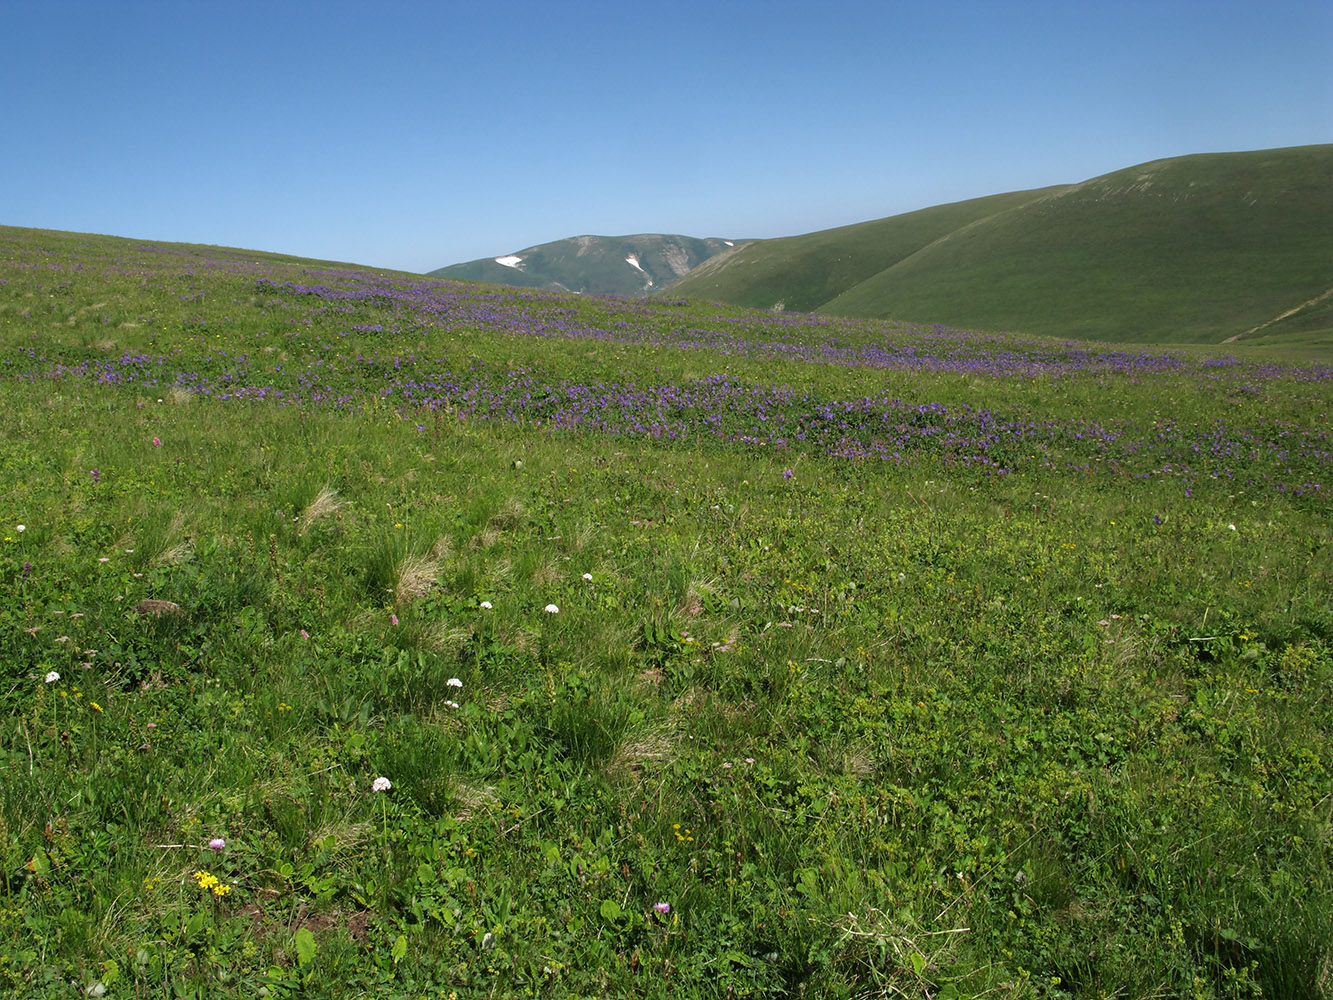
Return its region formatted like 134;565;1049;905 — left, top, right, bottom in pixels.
5;0;1329;272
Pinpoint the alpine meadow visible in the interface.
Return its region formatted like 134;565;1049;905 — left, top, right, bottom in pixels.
0;220;1330;999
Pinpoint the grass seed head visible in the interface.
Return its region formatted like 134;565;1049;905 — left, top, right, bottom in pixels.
298;485;344;535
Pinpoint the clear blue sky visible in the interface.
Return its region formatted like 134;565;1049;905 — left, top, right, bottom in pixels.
5;0;1329;273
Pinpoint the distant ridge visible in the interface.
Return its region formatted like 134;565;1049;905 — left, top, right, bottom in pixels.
664;145;1333;347
430;234;739;297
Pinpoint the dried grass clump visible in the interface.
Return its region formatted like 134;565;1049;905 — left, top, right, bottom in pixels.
606;719;679;781
298;485;344;535
468;527;501;551
489;497;525;530
530;558;561;587
395;554;440;604
843;745;878;781
485;558;513;585
154;541;193;566
307;820;371;855
136;599;182;617
679;585;706;619
570;521;596;553
504;627;539;656
451;780;498;822
419;623;471;655
147;512;191;566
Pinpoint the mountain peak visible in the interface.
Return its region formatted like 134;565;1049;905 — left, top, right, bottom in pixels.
430;234;741;296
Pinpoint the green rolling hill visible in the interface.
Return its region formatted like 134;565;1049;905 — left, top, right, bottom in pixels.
658;186;1066;314
665;145;1333;346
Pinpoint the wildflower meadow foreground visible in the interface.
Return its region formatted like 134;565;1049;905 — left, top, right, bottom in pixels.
1;226;1330;998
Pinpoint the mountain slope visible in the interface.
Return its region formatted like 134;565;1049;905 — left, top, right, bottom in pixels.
430;234;738;296
667;145;1333;346
663;187;1065;314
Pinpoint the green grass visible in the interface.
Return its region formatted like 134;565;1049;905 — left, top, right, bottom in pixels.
0;225;1330;998
663;188;1061;315
667;145;1333;350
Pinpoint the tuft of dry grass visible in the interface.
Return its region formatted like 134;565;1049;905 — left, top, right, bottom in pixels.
469;527;501;550
570;521;596;553
430;535;454;562
146;512;191;566
606;718;679;781
419;622;472;655
843;745;878;781
671;577;718;624
155;540;193;566
484;557;512;586
489;497;525;530
451;780;498;822
502;627;539;656
136;599;182;616
307;819;371;855
530;557;561;587
395;553;440;604
298;485;344;535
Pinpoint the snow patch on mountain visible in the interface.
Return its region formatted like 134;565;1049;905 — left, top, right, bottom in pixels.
625;254;644;273
495;255;524;269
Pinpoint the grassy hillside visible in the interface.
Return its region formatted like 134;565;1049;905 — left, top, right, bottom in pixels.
669;146;1333;347
665;187;1063;314
431;234;737;297
1;225;1331;998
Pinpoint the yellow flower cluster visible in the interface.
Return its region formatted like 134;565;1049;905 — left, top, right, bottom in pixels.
192;870;232;898
672;823;694;844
